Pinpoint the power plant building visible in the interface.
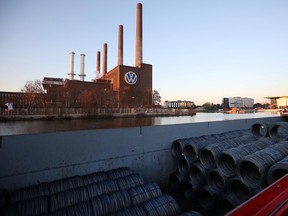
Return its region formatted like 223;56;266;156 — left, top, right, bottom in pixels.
43;3;152;109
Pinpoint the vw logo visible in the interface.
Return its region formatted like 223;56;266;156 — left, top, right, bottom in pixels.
124;71;138;85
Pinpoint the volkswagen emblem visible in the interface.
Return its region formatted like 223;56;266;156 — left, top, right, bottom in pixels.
124;71;138;85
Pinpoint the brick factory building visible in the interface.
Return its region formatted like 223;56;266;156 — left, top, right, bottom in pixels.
43;3;152;109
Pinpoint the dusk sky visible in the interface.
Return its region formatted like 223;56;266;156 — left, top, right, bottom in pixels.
0;0;287;105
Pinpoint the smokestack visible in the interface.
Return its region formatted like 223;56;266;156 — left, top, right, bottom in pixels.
135;3;143;67
102;43;107;76
79;53;86;81
68;52;76;80
118;25;123;65
96;51;101;79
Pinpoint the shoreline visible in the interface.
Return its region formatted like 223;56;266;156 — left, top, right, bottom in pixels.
0;112;196;121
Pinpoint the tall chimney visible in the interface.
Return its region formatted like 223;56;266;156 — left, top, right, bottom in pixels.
102;43;107;76
79;53;86;81
118;25;123;65
96;51;101;79
135;3;143;67
68;51;76;80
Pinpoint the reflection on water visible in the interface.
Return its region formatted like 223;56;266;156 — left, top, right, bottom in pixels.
0;112;279;136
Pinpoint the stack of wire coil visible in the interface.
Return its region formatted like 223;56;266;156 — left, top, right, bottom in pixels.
1;167;185;216
169;121;288;215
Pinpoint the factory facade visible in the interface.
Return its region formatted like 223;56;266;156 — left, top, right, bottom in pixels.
43;3;152;109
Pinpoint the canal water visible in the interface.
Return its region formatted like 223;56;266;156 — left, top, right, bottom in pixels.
0;112;279;136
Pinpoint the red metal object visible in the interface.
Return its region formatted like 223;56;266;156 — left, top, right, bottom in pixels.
227;174;288;216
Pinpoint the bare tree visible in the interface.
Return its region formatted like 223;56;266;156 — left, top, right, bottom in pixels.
21;80;45;108
152;90;161;106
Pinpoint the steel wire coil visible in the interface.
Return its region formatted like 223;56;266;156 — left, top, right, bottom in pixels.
196;185;217;210
216;194;237;216
267;154;288;184
110;206;147;216
82;171;108;186
50;186;88;212
169;171;185;192
226;176;262;205
206;169;227;194
65;201;94;216
141;194;181;216
0;190;8;210
106;167;134;179
10;182;50;203
269;121;288;142
181;179;198;201
116;173;144;190
128;182;162;206
90;190;132;216
199;135;255;169
182;131;246;164
237;141;288;188
49;175;84;195
49;208;67;216
172;137;206;161
178;210;203;216
1;196;48;216
86;179;119;199
178;157;190;177
189;162;208;186
171;138;196;159
250;122;270;139
216;137;276;177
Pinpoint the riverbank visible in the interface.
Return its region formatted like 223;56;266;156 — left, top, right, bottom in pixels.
0;111;196;121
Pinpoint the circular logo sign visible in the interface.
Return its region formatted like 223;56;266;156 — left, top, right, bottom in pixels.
124;71;138;85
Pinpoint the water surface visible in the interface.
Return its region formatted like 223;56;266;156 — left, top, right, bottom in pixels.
0;112;279;136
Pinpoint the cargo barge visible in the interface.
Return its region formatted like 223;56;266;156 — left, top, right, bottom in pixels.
0;116;287;215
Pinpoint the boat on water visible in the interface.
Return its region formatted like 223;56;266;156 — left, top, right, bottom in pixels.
280;108;288;116
221;107;254;114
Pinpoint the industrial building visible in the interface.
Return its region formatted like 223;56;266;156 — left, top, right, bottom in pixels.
43;3;152;109
222;97;254;109
264;96;288;109
163;100;195;109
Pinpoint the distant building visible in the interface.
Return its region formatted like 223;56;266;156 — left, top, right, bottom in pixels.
222;97;254;109
163;100;195;109
264;96;288;108
0;91;44;109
